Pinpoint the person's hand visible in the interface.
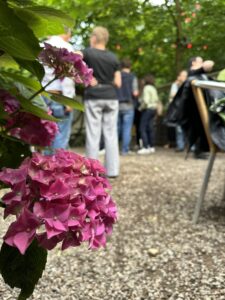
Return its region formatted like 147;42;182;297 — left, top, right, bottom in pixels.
203;60;214;72
90;77;98;87
74;51;83;58
65;105;73;113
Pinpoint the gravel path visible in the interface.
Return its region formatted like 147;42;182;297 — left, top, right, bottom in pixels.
0;149;225;300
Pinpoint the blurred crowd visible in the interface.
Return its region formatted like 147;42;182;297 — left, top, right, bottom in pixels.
42;26;221;177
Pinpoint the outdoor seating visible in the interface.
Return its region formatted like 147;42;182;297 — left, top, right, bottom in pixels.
191;80;225;223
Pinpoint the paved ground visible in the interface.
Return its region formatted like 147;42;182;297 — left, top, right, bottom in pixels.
0;149;225;300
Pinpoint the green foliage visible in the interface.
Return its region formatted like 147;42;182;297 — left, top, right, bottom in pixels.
0;138;32;169
0;240;48;300
50;93;84;112
210;97;225;123
37;0;225;84
0;1;41;60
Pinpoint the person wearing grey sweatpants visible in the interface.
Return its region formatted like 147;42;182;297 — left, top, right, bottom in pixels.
85;100;119;176
82;26;121;177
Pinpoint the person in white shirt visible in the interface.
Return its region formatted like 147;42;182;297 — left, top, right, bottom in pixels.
42;31;76;151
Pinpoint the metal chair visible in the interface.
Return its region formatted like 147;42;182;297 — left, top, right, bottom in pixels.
191;80;225;223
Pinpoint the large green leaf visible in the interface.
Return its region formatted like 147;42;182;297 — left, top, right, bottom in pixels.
14;58;45;81
1;72;50;101
0;240;48;300
0;1;41;60
0;54;19;70
16;95;58;121
1;71;42;91
27;6;74;27
49;93;84;112
14;6;74;38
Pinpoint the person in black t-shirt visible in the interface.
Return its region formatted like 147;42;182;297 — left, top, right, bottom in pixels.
82;26;121;177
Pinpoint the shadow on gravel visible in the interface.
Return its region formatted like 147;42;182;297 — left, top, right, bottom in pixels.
203;204;225;223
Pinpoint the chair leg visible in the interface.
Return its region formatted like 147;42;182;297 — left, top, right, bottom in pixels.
222;173;225;202
192;151;216;224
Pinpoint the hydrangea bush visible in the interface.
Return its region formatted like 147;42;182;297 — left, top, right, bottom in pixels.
0;3;117;299
0;150;117;254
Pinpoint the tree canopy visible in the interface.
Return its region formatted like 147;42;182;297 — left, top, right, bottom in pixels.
36;0;225;84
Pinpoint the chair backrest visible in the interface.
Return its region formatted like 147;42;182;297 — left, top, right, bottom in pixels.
191;80;217;153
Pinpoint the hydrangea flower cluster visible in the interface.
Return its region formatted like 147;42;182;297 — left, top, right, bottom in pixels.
0;150;117;254
0;89;58;147
39;43;93;86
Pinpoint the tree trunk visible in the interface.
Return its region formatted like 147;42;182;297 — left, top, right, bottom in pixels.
175;0;183;74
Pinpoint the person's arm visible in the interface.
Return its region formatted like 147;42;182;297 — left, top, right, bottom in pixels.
114;71;121;88
169;82;178;102
132;76;139;97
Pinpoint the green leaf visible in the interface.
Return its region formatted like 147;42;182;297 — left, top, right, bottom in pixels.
1;71;42;91
0;240;47;300
49;93;84;112
16;95;59;121
0;54;19;70
14;58;45;81
14;6;74;38
0;137;31;168
0;1;41;60
219;112;225;122
27;6;74;28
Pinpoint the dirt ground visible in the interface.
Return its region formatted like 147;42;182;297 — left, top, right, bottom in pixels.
0;148;225;300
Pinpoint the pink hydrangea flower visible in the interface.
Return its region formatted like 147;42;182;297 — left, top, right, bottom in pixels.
0;150;117;254
4;208;41;254
0;90;58;147
39;43;93;86
0;89;20;114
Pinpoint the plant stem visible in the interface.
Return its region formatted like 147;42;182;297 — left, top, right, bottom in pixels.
28;76;59;101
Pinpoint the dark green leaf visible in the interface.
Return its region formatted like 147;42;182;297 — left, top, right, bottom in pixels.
0;240;47;300
0;137;31;168
49;93;84;112
0;1;41;60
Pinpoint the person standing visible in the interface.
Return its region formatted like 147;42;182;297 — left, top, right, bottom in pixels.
138;75;159;154
82;27;121;177
169;70;188;151
42;30;75;151
117;59;139;155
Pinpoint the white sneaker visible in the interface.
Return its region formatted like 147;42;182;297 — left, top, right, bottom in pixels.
137;148;151;155
99;149;105;155
149;147;155;153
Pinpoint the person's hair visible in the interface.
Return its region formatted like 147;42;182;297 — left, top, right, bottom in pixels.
144;74;155;86
187;56;203;70
121;58;131;69
179;69;187;76
187;57;197;70
91;26;109;45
